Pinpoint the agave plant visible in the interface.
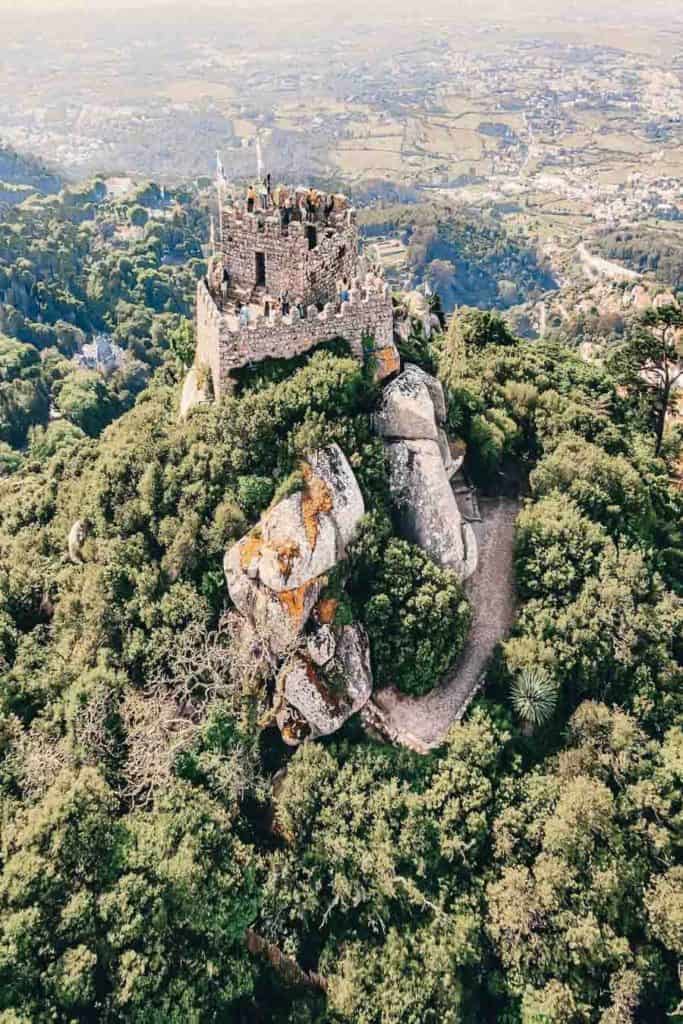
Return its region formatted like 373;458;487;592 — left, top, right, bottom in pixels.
510;667;559;734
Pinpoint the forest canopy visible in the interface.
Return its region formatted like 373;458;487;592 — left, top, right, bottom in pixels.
0;176;681;1023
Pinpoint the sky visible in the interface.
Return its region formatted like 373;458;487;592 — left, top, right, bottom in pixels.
0;0;680;10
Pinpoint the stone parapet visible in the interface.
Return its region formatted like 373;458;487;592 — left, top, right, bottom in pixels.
196;278;397;397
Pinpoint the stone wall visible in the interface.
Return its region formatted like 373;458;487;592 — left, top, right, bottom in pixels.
195;281;222;393
196;278;396;398
219;207;358;307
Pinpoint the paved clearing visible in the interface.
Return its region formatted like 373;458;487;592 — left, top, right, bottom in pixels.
365;496;520;752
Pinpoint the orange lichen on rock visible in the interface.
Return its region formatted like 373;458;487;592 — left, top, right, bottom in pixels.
314;597;338;625
279;580;317;627
282;718;310;745
301;464;333;550
274;540;300;581
239;530;263;570
375;345;401;381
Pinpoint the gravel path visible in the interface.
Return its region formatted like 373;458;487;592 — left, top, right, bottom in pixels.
363;496;520;752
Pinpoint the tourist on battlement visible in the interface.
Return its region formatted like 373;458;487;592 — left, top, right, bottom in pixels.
281;290;291;316
220;267;231;306
297;297;306;319
306;188;319;220
265;173;272;199
239;303;250;327
281;194;293;228
324;193;334;222
340;276;350;303
246;185;256;213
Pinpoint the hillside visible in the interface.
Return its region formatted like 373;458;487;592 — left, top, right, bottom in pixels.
360;200;557;310
0;175;681;1023
0;142;62;205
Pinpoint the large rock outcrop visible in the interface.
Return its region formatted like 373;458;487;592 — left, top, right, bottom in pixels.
395;290;442;343
275;624;373;744
68;520;90;564
386;438;466;569
374;362;444;441
376;364;477;579
225;444;373;743
226;445;364;638
179;366;209;421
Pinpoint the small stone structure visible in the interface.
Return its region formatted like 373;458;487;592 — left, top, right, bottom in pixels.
195;185;399;397
74;334;124;376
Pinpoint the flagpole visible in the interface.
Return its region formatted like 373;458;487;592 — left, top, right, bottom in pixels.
216;150;225;251
256;135;263;183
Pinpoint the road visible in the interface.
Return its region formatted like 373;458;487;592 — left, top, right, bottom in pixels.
363;496;520;753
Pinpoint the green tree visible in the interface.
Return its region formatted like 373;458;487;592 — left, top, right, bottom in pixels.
167;316;195;368
128;205;149;228
0;769;260;1021
510;666;559;734
349;521;470;695
617;305;683;455
487;703;682;1021
54;369;116;436
514;494;610;607
457;307;517;349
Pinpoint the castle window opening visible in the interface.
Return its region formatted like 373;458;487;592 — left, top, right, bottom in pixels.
255;252;266;287
307;225;317;251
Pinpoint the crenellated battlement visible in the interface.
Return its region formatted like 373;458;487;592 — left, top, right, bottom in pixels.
196;276;398;396
221;205;355;244
196;183;400;396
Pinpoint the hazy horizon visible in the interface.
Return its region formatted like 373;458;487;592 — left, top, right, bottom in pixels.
2;0;682;184
2;0;683;15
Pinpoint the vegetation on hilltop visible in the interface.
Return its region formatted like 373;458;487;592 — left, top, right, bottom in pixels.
359;201;556;310
0;141;62;205
0;176;207;461
0;179;681;1022
595;224;683;292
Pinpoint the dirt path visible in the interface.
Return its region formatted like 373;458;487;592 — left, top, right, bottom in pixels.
577;242;641;283
363;496;520;752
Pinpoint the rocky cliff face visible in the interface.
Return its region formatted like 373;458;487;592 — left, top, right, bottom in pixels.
225;443;372;744
375;363;477;579
179;366;209;421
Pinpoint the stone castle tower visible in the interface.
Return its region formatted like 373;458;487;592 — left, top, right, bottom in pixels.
195;184;399;397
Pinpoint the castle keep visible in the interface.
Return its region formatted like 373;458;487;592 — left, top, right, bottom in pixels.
195;185;399;397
